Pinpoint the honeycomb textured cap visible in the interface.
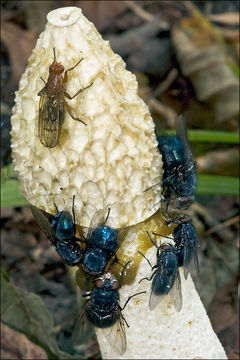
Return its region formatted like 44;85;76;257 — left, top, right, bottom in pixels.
11;6;162;228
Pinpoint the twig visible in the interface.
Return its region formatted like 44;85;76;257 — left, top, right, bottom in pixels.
190;203;234;242
151;68;178;99
125;0;169;30
205;215;240;236
215;27;239;40
148;98;177;128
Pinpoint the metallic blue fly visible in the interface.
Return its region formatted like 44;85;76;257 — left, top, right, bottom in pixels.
139;231;182;312
31;196;83;266
72;262;145;355
173;215;200;280
156;116;197;209
81;208;124;277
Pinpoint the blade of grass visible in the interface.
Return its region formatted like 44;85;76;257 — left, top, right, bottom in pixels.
1;164;28;208
1;174;238;208
166;130;239;143
197;175;239;195
1;179;28;208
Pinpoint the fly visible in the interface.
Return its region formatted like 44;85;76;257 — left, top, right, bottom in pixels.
72;262;145;355
158;116;197;209
139;231;182;312
145;116;197;210
38;48;92;148
80;208;127;277
31;196;83;266
173;215;200;280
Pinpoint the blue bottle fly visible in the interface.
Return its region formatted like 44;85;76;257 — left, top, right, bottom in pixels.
72;264;145;355
31;198;83;266
157;116;197;209
173;215;200;280
139;231;182;312
81;208;122;277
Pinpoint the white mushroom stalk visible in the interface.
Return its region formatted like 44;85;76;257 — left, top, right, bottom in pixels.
11;7;227;359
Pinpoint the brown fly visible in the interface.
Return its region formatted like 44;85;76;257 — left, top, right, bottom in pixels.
38;48;92;148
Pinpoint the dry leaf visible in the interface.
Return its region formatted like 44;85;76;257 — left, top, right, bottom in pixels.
1;22;36;96
209;279;238;333
75;1;127;31
1;323;47;359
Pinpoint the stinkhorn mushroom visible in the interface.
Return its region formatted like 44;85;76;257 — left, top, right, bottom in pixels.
11;6;227;359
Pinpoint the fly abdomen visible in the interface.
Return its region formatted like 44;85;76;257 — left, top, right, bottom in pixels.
87;306;119;328
86;288;119;327
51;211;75;241
56;241;82;266
152;268;177;296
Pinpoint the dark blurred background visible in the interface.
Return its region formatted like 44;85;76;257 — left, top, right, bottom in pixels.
1;1;239;359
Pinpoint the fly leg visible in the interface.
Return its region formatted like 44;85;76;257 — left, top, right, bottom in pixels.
153;232;174;241
103;208;111;225
38;78;47;96
71;194;77;233
137;251;155;270
105;254;118;272
77;234;86;243
139;269;158;284
64;82;93;100
63;58;83;82
40;77;47;85
143;181;161;193
64;99;87;126
146;231;159;249
82;289;92;297
120;310;130;328
53;201;59;213
120;291;146;311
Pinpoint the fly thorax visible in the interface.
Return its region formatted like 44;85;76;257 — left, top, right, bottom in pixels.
91;226;118;252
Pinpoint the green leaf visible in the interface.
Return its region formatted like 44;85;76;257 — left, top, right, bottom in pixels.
197;175;239;195
1;164;28;208
1;179;29;208
1;268;84;359
166;130;239;144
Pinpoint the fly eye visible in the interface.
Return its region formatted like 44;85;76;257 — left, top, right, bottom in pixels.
160;244;169;251
180;215;190;224
58;64;64;73
49;63;64;74
111;280;119;290
94;279;103;288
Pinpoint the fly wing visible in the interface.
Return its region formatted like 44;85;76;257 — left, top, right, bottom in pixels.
149;268;167;311
184;247;200;280
86;208;110;241
193;248;200;277
183;241;200;280
101;308;127;355
117;224;138;248
38;94;64;148
72;302;93;347
176;116;193;162
31;206;57;245
176;116;189;151
169;269;182;312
